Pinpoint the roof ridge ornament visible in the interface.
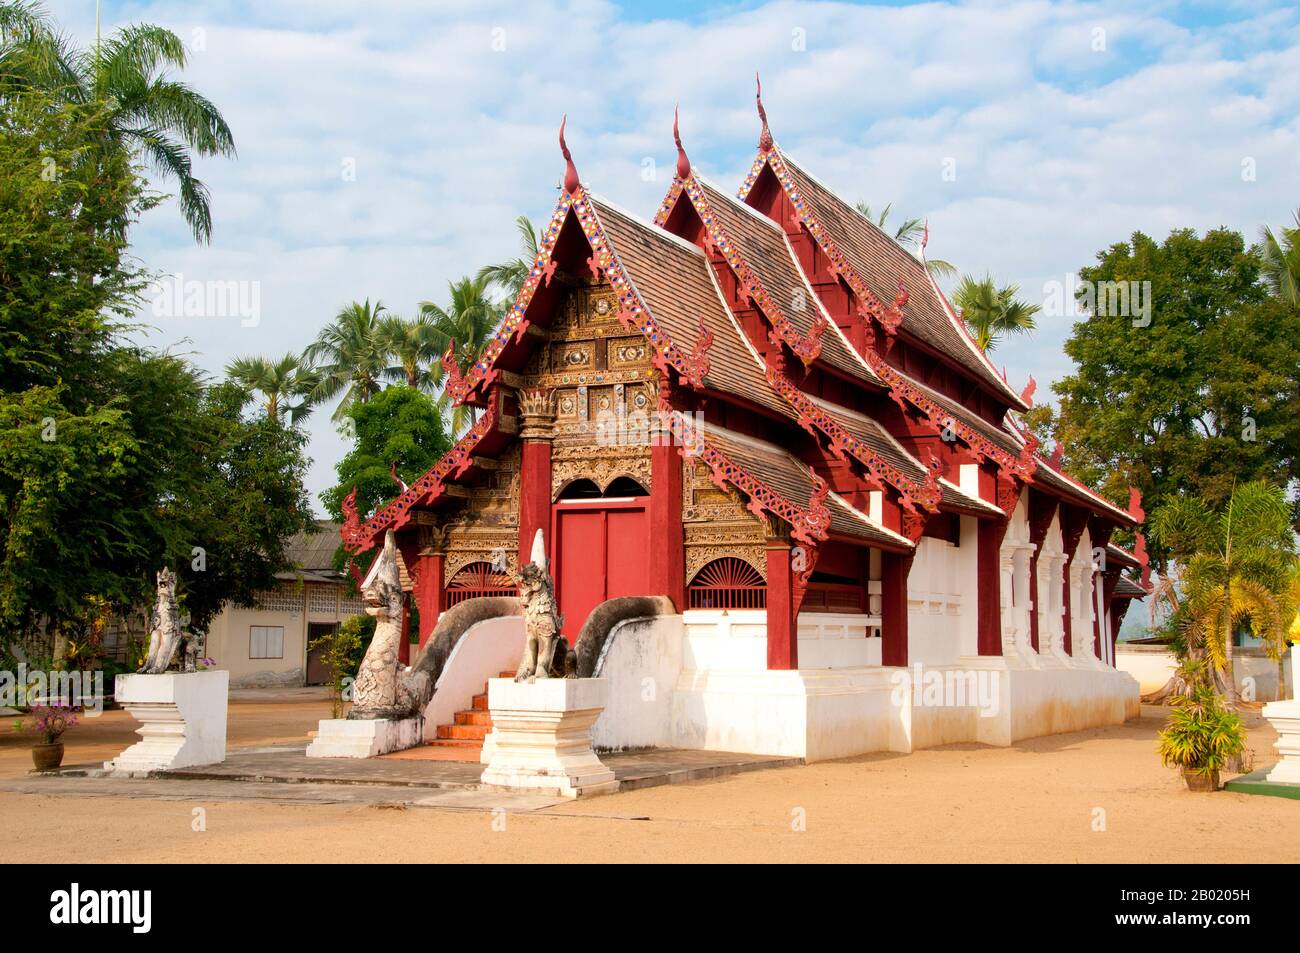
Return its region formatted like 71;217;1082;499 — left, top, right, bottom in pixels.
559;114;580;195
1020;374;1037;407
756;72;773;153
673;103;691;179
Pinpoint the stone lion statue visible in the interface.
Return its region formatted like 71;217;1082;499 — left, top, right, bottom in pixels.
350;530;431;719
513;529;576;681
139;568;198;674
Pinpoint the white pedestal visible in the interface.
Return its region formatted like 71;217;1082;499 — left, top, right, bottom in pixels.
480;678;617;798
105;671;228;774
1261;699;1300;784
306;716;424;758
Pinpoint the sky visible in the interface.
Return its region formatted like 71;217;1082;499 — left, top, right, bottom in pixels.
43;0;1300;512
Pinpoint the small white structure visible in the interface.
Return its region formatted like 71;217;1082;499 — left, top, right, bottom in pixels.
106;671;228;773
306;716;424;759
1261;652;1300;784
480;678;617;798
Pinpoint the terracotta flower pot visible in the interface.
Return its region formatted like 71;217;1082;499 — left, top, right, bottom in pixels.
31;741;64;772
1182;767;1219;792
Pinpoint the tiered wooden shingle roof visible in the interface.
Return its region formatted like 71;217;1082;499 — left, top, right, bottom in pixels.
342;103;1146;597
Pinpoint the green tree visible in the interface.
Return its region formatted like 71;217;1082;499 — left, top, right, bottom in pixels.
320;385;451;524
951;273;1040;352
173;381;317;633
225;352;319;425
0;82;153;646
1;1;236;243
1259;208;1300;307
1048;228;1300;566
306;298;393;422
0;80;310;652
380;312;443;392
476;214;539;304
1150;482;1296;707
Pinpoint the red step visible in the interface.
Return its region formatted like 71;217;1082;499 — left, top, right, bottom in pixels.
422;673;514;760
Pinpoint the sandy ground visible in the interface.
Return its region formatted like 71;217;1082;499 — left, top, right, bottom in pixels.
2;699;1296;863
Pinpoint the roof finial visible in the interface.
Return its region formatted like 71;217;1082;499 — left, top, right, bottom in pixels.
673;103;691;179
921;217;929;252
1020;374;1037;407
559;114;580;195
756;72;773;153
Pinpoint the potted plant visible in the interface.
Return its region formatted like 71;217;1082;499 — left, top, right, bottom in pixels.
1157;686;1247;791
13;705;79;772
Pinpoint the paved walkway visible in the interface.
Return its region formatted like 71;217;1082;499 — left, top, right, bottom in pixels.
0;743;800;811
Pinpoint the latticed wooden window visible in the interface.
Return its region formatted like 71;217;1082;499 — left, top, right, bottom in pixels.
688;558;766;609
445;561;514;607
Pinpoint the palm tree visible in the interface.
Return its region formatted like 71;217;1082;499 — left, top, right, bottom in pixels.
1259;208;1300;307
476;215;540;305
306;299;393;422
1151;481;1296;707
1;1;235;243
379;312;443;391
951;273;1040;352
225;352;319;425
420;276;502;435
854;201;956;278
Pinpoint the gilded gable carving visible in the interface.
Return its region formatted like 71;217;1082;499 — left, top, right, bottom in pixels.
551;445;651;500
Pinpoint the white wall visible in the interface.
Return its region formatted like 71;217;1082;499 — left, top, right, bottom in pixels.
907;519;978;666
1117;644;1295;701
591;615;684;750
797;613;880;668
422;616;524;734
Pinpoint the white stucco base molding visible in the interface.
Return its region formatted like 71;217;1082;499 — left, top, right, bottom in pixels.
1261;700;1300;784
105;671;228;774
480;677;617;798
306;715;424;758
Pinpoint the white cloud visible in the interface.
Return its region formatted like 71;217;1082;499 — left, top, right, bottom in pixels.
45;0;1300;507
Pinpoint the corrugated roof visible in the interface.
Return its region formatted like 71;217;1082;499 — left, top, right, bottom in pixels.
1114;575;1148;598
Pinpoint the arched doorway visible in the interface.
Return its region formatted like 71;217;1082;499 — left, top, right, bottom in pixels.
552;476;650;642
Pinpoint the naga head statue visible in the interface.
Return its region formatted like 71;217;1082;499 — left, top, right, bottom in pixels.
361;530;403;622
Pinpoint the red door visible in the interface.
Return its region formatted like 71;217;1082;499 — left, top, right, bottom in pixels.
553;501;649;642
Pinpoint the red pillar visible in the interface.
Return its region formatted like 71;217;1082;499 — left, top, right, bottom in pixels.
518;440;552;566
765;540;797;670
398;600;411;665
881;552;912;667
413;552;444;650
976;519;1003;656
649;441;685;610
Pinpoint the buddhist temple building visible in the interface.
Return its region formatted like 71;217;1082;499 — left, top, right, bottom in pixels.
339;88;1148;761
